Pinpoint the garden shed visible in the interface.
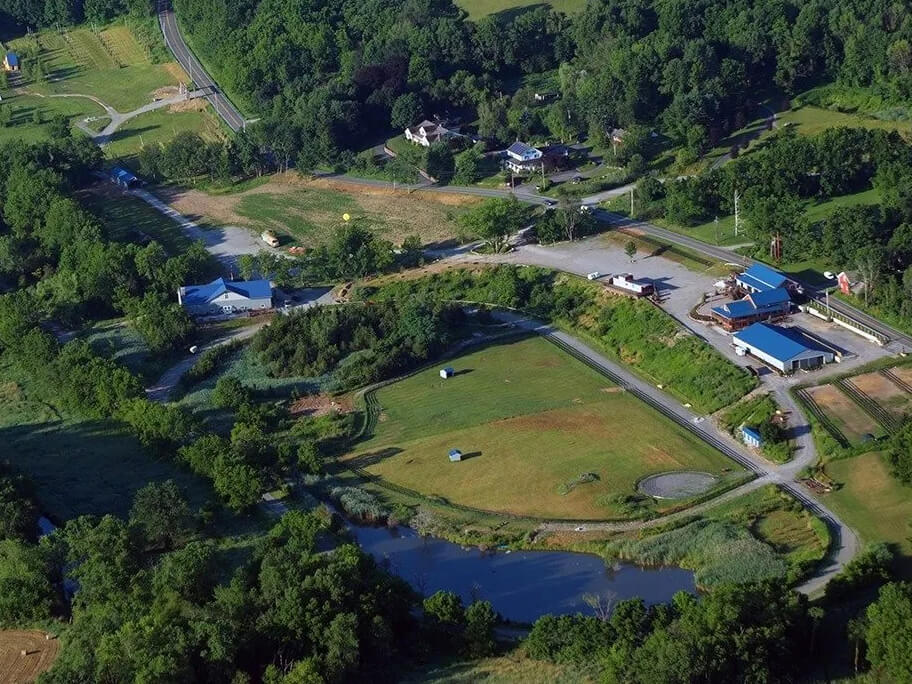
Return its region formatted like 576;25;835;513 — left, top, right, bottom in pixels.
448;449;462;462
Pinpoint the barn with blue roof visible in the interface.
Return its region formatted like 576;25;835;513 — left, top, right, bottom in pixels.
736;264;790;294
711;287;791;330
178;277;273;316
732;322;834;373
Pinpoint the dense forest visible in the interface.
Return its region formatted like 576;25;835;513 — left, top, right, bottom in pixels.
159;0;912;167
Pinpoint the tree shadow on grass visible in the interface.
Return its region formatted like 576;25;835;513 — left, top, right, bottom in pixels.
347;447;404;470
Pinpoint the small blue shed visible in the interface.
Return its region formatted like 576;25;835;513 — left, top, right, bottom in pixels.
109;166;139;189
440;367;454;379
448;449;463;462
741;426;762;448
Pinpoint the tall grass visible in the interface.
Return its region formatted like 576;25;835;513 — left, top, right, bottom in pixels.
607;518;787;588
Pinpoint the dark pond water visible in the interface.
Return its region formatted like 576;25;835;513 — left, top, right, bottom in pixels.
350;524;696;624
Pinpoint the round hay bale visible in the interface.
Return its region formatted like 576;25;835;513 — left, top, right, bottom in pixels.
637;471;718;499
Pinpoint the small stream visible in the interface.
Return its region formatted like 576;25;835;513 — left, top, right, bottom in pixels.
350;524;695;624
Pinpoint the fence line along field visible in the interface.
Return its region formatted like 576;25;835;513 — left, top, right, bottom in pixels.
344;336;744;520
0;631;60;684
848;371;912;420
804;383;884;445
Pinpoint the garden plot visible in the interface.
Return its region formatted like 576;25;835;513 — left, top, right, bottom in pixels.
848;371;912;422
805;384;884;445
345;336;743;521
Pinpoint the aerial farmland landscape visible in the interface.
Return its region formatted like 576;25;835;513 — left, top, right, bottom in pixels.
1;0;912;682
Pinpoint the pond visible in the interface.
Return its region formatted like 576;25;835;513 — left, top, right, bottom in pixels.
350;524;696;624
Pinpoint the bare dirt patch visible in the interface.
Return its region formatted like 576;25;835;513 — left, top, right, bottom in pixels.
0;631;60;684
163;174;479;247
807;384;880;442
162;62;189;83
289;393;353;417
152;86;180;100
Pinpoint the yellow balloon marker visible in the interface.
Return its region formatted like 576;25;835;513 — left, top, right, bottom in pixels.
342;213;351;222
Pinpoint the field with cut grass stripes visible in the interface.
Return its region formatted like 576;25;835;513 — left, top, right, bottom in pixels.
346;336;743;520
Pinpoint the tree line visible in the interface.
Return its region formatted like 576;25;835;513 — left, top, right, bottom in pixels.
155;0;912;172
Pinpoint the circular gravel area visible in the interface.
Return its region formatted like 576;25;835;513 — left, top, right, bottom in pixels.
637;471;719;499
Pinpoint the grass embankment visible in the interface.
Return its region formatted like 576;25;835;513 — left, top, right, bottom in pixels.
162;174;479;247
605;486;830;588
456;0;587;20
362;266;756;414
346;336;743;520
0;359;213;521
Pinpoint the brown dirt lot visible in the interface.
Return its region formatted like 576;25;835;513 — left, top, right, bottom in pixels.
807;384;880;442
850;372;912;417
162;174;481;247
289;393;353;417
0;631;60;684
889;365;912;387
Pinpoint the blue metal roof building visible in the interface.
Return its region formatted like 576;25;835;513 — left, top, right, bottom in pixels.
178;277;273;316
740;426;763;448
733;322;834;372
711;287;791;330
736;264;789;294
109;166;139;188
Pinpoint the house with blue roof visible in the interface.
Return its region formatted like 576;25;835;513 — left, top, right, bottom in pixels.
178;277;273;316
735;264;790;294
3;52;20;72
732;322;834;373
711;287;791;330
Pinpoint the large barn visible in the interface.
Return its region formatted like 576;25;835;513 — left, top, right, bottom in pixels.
732;322;835;373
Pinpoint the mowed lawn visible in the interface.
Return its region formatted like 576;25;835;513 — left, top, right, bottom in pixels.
347;337;741;520
825;452;912;572
456;0;587;20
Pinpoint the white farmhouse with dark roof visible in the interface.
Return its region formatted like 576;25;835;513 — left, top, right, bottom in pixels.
504;141;543;173
404;120;454;147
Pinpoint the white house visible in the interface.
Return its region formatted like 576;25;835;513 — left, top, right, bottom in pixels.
404;120;454;147
504;141;543;173
178;277;273;316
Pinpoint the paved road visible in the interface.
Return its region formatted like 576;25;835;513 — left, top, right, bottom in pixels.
157;0;246;131
65;89;207;144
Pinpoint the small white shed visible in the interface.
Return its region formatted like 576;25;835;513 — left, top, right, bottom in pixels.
448;449;463;462
440;367;455;379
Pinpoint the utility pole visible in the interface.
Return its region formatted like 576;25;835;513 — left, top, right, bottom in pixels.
714;216;719;244
630;186;634;216
733;189;741;236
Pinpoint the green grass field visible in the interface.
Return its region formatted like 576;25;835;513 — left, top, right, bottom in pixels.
825;452;912;573
78;186;199;256
346;336;743;520
102;104;223;164
456;0;587;20
4;26;220;161
10;27;186;112
0;362;213;521
0;92;104;146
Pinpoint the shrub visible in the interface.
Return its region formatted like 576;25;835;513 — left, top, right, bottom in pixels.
330;486;388;521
